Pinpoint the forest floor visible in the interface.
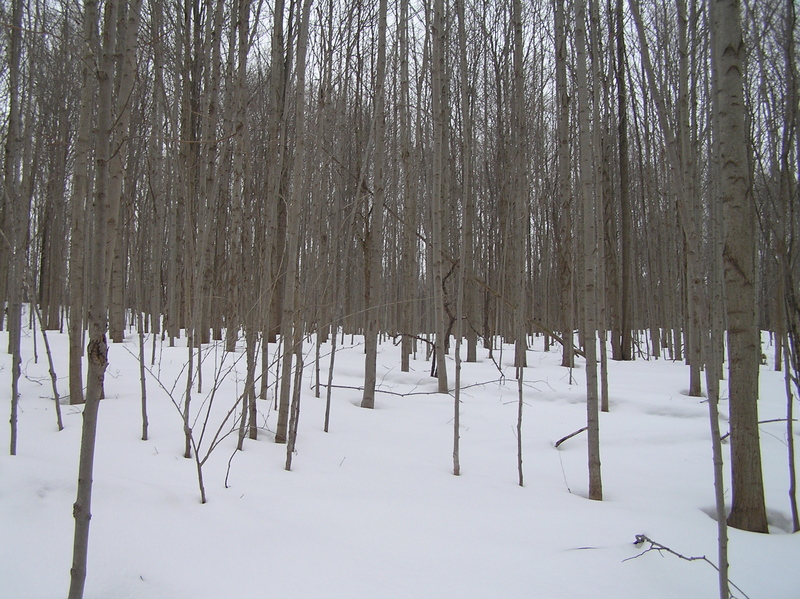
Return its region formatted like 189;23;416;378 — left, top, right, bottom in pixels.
1;322;798;598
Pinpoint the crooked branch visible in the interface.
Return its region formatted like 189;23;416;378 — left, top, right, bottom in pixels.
624;534;750;599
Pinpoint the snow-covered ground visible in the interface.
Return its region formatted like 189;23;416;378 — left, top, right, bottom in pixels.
1;322;798;598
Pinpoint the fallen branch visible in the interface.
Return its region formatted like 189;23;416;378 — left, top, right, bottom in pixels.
320;383;437;397
625;534;750;599
554;427;587;448
720;418;798;441
320;377;508;398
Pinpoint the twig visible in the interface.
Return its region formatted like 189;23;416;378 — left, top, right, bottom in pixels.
557;451;572;493
319;382;445;397
554;427;588;448
624;534;751;599
720;418;798;441
319;377;508;398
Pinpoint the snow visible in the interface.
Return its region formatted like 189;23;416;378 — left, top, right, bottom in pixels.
1;323;798;598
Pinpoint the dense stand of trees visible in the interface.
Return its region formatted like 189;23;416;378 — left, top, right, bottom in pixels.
2;0;799;588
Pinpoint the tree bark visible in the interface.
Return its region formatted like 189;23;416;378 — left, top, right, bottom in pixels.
277;0;313;442
555;0;574;370
106;0;143;343
711;0;769;533
615;0;633;362
430;0;449;393
5;0;24;455
361;0;388;409
398;0;415;373
576;0;602;501
69;1;114;595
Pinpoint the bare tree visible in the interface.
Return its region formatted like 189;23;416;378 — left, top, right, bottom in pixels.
712;0;769;533
577;0;603;501
106;0;142;343
362;0;389;409
277;0;314;443
615;0;633;362
5;0;25;455
430;0;449;393
67;0;100;407
68;1;115;595
554;0;574;370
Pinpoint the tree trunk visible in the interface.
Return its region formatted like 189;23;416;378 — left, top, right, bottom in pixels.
106;0;143;343
458;0;477;364
555;0;574;370
615;0;633;361
361;0;388;409
576;0;602;501
68;33;93;403
430;0;449;393
512;0;528;371
69;1;114;595
398;0;415;373
5;0;24;455
711;0;768;533
277;0;313;442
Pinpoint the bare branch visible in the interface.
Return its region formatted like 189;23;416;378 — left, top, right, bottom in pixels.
624;534;751;599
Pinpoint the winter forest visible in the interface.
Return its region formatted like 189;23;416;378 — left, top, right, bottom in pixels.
1;0;799;597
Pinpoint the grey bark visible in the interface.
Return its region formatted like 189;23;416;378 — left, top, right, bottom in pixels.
458;0;477;364
615;0;633;362
576;0;602;501
512;0;528;371
361;0;388;409
68;0;114;596
5;0;24;455
712;0;769;533
430;0;449;393
399;0;414;373
277;0;313;443
106;0;142;343
555;0;574;370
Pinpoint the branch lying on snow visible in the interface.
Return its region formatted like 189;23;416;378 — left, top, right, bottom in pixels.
319;378;507;398
554;427;587;448
624;534;751;599
720;418;798;441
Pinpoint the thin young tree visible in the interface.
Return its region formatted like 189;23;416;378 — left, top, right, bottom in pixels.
453;0;474;476
778;0;799;533
68;0;98;406
362;0;389;409
106;0;142;343
512;0;528;484
68;1;115;596
554;0;574;370
614;0;633;362
398;0;416;373
576;0;602;501
277;0;314;443
5;0;25;455
458;0;478;364
701;124;732;599
430;0;449;394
